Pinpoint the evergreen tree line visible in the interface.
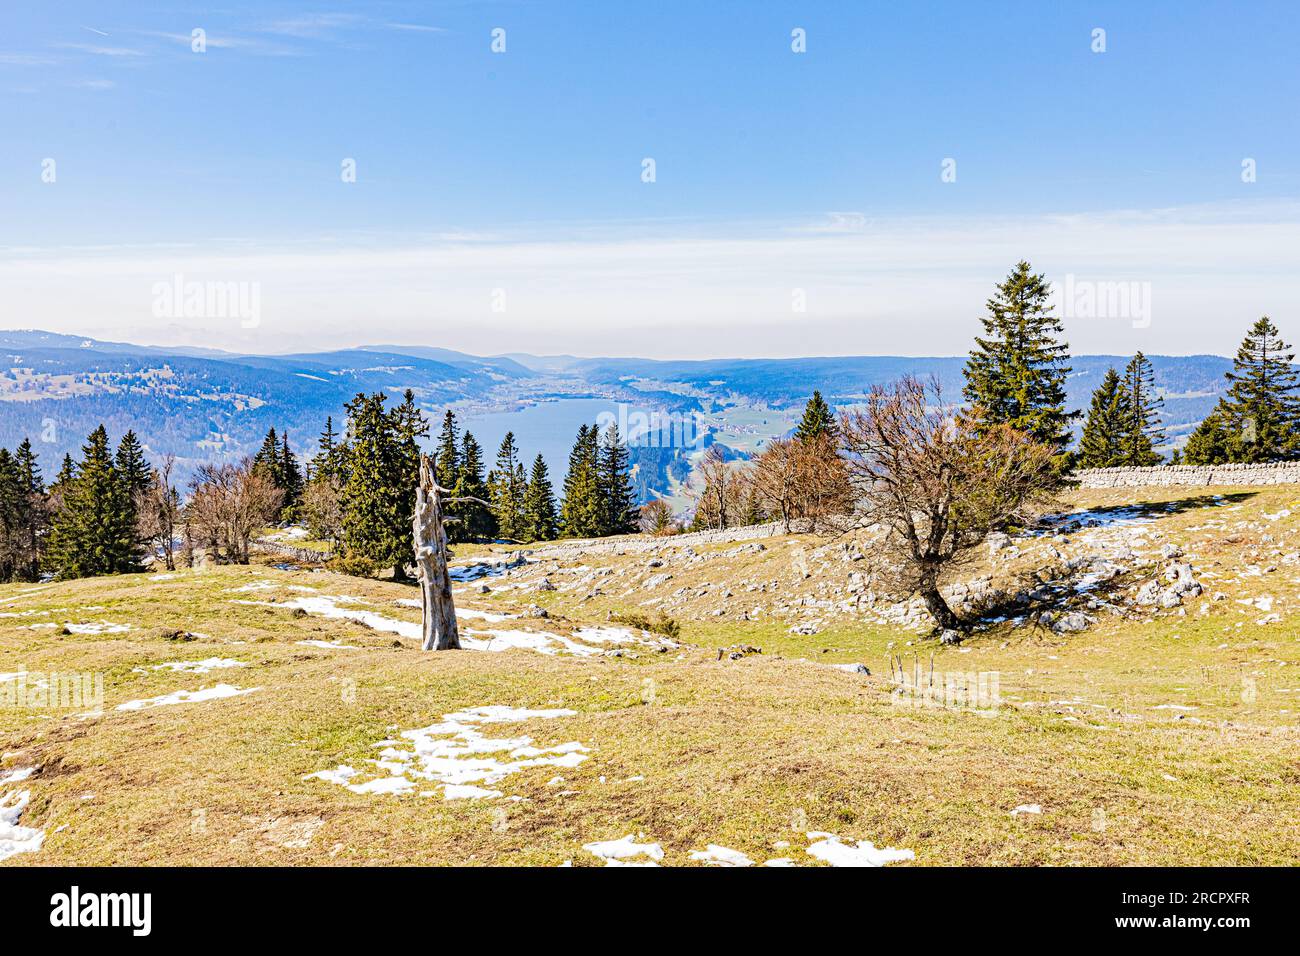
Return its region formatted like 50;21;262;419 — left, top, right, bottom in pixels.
0;427;179;582
296;397;638;575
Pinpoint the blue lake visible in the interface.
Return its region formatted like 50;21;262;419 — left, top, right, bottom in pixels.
460;397;625;480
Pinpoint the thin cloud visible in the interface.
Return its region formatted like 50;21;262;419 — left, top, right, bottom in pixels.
132;30;304;57
0;53;60;66
55;42;146;57
384;23;446;34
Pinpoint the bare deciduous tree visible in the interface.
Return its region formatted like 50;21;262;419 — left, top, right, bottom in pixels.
752;434;854;533
184;459;283;565
638;498;678;535
839;376;1058;635
301;473;344;547
691;446;750;530
137;455;179;571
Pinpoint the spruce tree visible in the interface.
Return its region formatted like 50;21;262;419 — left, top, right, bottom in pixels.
312;416;344;480
963;261;1076;456
1183;403;1233;465
559;425;601;538
489;432;525;539
341;393;408;576
391;389;429;543
450;431;496;542
278;431;304;519
794;390;836;443
0;449;21;581
1219;317;1300;462
1076;368;1129;468
13;439;44;580
115;430;152;498
597;422;638;535
522;454;558;542
252;427;281;482
435;410;462;490
1120;352;1164;465
46;426;140;579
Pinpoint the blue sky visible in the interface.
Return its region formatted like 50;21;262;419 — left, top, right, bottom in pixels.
2;1;1299;357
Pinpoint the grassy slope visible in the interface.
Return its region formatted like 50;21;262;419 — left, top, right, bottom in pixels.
3;485;1299;866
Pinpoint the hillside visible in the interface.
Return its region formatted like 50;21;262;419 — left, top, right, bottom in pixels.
3;483;1298;866
0;329;1235;496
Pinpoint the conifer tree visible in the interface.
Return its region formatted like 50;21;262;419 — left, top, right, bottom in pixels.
794;390;837;443
449;431;496;542
252;427;281;482
1182;404;1230;465
1120;352;1164;465
489;432;526;539
115;430;152;499
435;410;462;490
1076;368;1129;468
0;449;23;581
312;416;344;480
1221;316;1300;462
597;422;638;535
341;393;409;576
560;424;601;538
963;261;1076;457
278;431;304;519
522;454;558;542
13;439;45;580
46;425;140;579
1184;318;1300;464
391;389;429;539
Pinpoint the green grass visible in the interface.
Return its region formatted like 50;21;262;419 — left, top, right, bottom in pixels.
3;484;1300;866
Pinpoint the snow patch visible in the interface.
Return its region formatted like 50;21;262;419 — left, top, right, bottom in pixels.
0;790;44;862
689;844;754;867
805;834;914;867
116;683;260;711
63;621;131;634
583;835;664;865
146;657;246;675
307;705;586;801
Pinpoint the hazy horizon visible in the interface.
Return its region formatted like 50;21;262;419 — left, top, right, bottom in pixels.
4;3;1298;359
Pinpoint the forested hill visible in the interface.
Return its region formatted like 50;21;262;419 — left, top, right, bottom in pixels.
1;329;1232;485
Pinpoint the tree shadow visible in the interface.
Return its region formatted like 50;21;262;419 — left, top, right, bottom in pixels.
1032;492;1257;534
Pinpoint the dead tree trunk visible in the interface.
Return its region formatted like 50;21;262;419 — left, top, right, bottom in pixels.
413;453;461;650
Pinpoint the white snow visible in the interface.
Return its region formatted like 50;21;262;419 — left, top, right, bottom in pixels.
443;784;504;800
242;593;641;657
583;835;664;865
1010;804;1043;816
689;844;754;867
116;683;260;711
0;767;35;785
63;621;131;634
303;765;359;785
307;705;586;801
147;657;246;675
0;789;45;861
805;834;915;867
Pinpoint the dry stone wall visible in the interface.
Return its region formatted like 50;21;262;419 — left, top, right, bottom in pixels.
1076;463;1300;488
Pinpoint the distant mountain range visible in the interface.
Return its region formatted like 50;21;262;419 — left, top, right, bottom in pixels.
0;329;1234;499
